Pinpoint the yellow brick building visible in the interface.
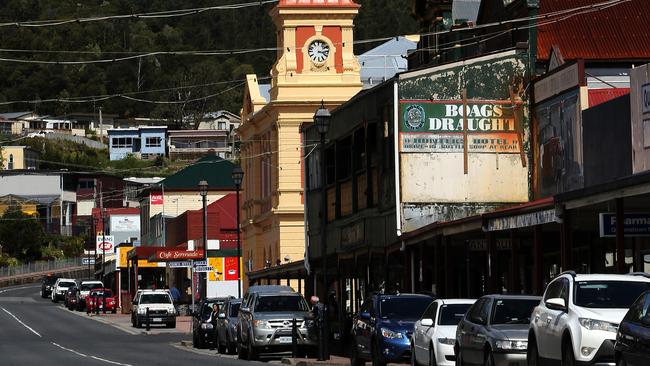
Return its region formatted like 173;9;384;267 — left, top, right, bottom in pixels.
238;0;362;285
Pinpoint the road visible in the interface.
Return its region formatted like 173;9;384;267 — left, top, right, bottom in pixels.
0;284;253;366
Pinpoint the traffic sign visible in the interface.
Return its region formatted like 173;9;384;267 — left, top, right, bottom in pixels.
194;266;213;272
82;257;96;265
168;261;192;268
193;260;207;267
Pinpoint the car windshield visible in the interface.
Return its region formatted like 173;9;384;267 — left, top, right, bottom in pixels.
492;299;539;325
201;302;220;318
140;294;172;304
59;282;75;288
81;283;103;291
230;303;241;317
44;277;58;285
438;303;473;326
254;295;309;312
379;297;432;320
574;281;650;309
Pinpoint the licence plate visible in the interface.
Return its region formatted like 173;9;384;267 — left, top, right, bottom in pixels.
152;318;162;322
278;336;292;344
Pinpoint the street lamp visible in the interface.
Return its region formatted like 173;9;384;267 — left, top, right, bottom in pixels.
231;165;244;298
314;100;331;361
101;209;107;314
198;180;208;301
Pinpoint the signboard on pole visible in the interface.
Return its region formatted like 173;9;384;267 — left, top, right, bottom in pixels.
168;261;193;268
82;257;96;265
150;193;164;205
599;213;650;237
194;265;214;273
96;235;115;253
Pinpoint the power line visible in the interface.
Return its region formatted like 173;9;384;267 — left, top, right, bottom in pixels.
0;1;279;28
0;0;629;65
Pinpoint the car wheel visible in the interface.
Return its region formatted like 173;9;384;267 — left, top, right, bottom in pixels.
562;339;575;366
527;335;539;366
484;348;495;366
351;342;364;366
429;345;436;366
617;355;627;366
372;340;387;366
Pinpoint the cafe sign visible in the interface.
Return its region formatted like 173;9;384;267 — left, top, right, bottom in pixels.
151;249;204;262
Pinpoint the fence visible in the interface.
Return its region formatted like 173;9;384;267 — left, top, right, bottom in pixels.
0;257;84;278
40;132;107;149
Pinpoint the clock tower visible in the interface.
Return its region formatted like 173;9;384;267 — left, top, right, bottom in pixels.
269;0;362;102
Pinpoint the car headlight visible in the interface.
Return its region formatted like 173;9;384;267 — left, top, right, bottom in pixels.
167;307;175;314
201;323;214;330
495;340;528;351
579;318;618;332
46;286;51;290
437;337;455;345
138;308;147;315
301;320;315;329
380;328;403;339
253;320;271;329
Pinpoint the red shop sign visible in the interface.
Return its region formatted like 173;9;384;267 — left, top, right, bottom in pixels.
151;249;204;262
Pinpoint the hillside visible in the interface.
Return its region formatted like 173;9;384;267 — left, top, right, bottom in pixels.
0;0;417;122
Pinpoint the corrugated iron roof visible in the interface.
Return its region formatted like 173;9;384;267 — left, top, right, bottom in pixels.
588;88;630;108
538;0;650;61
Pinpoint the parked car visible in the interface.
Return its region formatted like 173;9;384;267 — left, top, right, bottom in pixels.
528;272;650;366
77;280;104;310
455;294;541;366
350;293;434;366
238;285;316;360
192;297;232;349
41;274;59;298
131;289;176;328
51;278;76;303
216;298;242;354
411;299;475;366
64;284;80;310
615;290;650;366
87;288;117;314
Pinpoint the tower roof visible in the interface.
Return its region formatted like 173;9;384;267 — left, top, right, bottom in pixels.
278;0;359;8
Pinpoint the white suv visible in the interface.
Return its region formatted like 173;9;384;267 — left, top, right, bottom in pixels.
131;289;176;328
527;272;650;366
51;278;76;303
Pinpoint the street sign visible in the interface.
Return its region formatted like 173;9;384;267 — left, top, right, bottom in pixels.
168;261;192;268
96;235;115;253
194;266;214;273
82;257;96;265
599;213;650;237
194;260;207;267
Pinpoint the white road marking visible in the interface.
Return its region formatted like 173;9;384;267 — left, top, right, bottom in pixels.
1;306;42;337
0;285;40;295
51;342;134;366
51;342;88;357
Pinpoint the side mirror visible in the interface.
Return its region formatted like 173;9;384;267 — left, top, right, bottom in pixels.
240;307;250;313
132;300;138;305
218;313;227;319
359;311;370;320
420;318;434;327
545;298;567;311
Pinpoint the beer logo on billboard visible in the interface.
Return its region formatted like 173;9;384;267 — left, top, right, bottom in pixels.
404;105;426;130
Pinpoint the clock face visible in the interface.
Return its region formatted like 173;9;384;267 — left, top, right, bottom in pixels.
308;40;330;64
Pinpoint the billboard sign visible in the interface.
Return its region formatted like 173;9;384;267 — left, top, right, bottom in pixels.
224;257;239;281
151;249;204;262
110;215;140;232
96;235;115;253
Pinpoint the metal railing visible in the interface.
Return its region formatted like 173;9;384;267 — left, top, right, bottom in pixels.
0;257;84;278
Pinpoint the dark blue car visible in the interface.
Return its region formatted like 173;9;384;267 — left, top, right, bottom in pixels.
351;293;433;366
615;290;650;366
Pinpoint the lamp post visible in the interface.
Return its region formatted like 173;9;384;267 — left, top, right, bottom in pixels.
91;216;98;279
231;165;244;298
198;180;209;301
314;100;331;361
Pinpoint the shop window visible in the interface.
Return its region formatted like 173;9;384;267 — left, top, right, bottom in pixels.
336;137;352;180
145;137;161;147
325;146;336;185
353;129;366;172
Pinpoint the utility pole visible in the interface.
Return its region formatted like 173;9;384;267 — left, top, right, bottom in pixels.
99;107;103;143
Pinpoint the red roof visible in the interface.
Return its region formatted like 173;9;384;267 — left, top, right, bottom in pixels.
537;0;650;61
278;0;359;7
588;88;630;108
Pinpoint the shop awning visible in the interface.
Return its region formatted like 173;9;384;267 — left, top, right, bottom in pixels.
246;260;307;281
482;197;558;232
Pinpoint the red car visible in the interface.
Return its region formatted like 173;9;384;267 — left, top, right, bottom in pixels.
87;288;118;314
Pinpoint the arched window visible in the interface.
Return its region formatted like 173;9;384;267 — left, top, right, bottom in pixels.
8;154;14;170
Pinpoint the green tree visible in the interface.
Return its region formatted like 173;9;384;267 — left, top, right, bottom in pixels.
0;204;46;261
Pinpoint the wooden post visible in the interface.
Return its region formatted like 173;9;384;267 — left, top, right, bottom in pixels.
616;198;626;273
509;86;527;168
533;226;543;296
